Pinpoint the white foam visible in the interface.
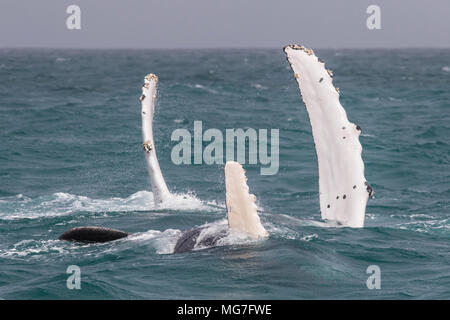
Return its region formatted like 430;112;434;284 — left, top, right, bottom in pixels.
128;228;182;254
0;190;221;220
250;83;268;90
188;83;219;94
0;239;69;258
301;234;318;241
269;213;338;228
143;214;321;253
193;219;267;251
397;218;449;234
158;192;222;212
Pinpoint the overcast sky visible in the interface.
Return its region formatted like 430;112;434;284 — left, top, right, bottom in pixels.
0;0;449;48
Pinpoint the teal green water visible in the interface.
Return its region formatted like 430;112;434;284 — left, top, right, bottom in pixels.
0;49;449;299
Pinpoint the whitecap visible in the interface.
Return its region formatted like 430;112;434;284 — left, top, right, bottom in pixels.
190;84;218;94
127;228;182;254
0;239;69;258
194;219;263;250
55;57;69;62
0;190;221;220
396;218;449;234
158;192;222;212
301;233;318;241
250;83;268;90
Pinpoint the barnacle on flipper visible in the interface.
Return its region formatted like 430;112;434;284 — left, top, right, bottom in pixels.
284;44;305;51
143;141;153;153
327;69;334;78
145;73;158;82
284;44;314;56
365;182;375;198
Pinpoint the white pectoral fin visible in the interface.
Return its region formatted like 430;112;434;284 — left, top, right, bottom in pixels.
225;161;269;238
141;74;171;204
284;45;373;227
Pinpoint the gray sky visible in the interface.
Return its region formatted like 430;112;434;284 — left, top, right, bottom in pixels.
0;0;449;48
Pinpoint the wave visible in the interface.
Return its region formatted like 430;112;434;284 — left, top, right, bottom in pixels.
0;221;256;258
173;119;188;124
396;218;450;234
0;190;222;221
126;228;182;254
185;83;219;94
134;217;319;254
168;82;230;96
0;213;322;258
4;206;446;259
0;239;69;258
131;219;268;254
55;57;70;63
250;83;268;90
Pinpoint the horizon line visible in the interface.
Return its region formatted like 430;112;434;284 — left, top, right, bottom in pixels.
1;45;450;51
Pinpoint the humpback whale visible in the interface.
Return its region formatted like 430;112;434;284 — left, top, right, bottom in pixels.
174;160;268;253
58;161;267;252
283;45;373;227
58;44;373;251
58;74;268;252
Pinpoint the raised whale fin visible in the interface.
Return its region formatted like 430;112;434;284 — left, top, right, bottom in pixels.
141;74;171;204
284;45;373;228
225;161;269;238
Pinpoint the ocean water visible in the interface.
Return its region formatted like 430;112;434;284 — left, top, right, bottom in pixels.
0;48;449;299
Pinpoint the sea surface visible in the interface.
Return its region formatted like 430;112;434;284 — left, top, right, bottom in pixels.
0;48;449;299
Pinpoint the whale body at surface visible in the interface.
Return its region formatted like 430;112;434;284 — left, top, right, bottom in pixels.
58;226;128;243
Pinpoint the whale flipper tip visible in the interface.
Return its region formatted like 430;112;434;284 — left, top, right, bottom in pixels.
144;73;158;83
225;161;269;238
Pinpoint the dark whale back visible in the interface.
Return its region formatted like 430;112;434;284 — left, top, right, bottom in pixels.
59;225;228;252
173;226;228;253
58;226;128;243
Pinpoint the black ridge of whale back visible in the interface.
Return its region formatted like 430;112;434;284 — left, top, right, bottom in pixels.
173;226;228;253
173;228;203;253
58;226;129;243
